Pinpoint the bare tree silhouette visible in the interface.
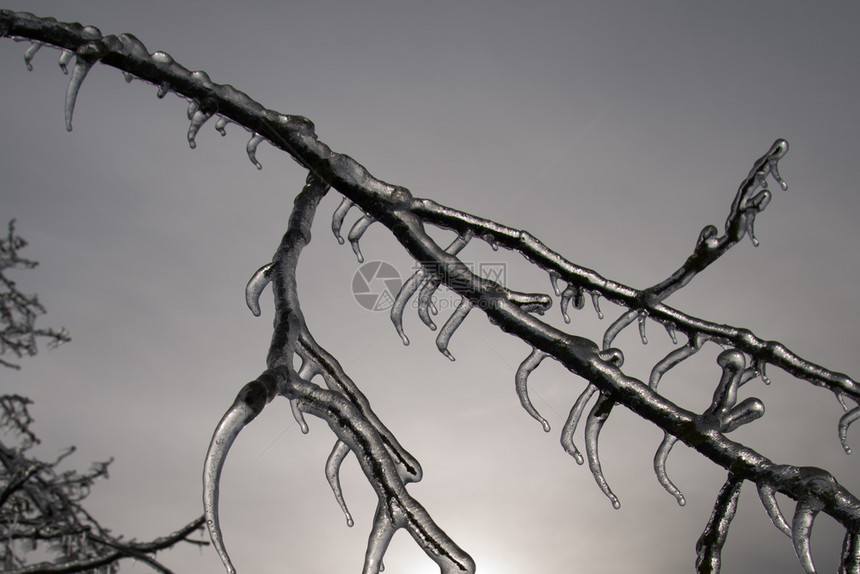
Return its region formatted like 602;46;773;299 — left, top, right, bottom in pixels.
0;220;206;573
1;10;858;574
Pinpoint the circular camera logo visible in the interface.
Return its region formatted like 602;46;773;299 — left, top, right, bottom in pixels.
352;261;402;311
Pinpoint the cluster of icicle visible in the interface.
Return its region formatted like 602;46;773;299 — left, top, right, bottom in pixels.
3;11;859;573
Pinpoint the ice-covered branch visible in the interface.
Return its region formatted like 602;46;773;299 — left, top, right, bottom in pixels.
204;176;472;574
3;10;859;572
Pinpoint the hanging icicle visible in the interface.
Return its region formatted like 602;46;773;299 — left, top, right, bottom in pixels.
839;406;860;455
653;433;685;506
435;297;473;361
325;440;355;527
515;348;550;432
246;133;265;170
64;49;100;132
215;116;231;136
347;214;374;263
390;268;427;346
22;40;42;70
792;498;823;574
245;262;274;317
187;108;214;149
331;197;354;245
57;48;72;74
585;394;620;509
757;483;792;538
591;292;604;319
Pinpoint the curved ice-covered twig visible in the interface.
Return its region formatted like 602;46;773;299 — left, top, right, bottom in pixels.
654;434;685;506
515;348;550;432
793;498;823;574
560;383;595;465
649;338;704;390
435;297;473;361
204;374;282;574
348;214;374;263
325;440;355;527
585;394;620;509
757;483;792;538
331;197;354;245
840;406;860;455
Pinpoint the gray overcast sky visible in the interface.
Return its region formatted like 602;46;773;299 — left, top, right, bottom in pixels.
2;1;859;573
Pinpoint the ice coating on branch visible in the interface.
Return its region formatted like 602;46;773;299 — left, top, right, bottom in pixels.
348;215;374;263
22;40;42;71
325;440;354;527
757;483;792;537
64;50;99;132
245;262;274;317
515;348;550;432
57;49;73;74
203;400;256;574
246;133;265;170
793;499;822;574
839;406;860;455
585;394;620;509
654;433;685;505
331;197;354;245
187;108;214;149
156;84;169;99
436;297;472;361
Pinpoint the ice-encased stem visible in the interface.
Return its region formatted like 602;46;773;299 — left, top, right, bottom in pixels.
695;473;743;574
331;197;354;245
757;483;792;538
515;348;551;432
203;399;257;574
654;433;685;506
325;440;355;527
793;499;823;574
435;297;473;361
585;394;620;509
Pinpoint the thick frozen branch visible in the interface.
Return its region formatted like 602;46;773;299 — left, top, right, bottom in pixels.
4;11;858;572
205;176;473;574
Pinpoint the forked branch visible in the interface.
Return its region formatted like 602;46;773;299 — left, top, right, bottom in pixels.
2;11;858;573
